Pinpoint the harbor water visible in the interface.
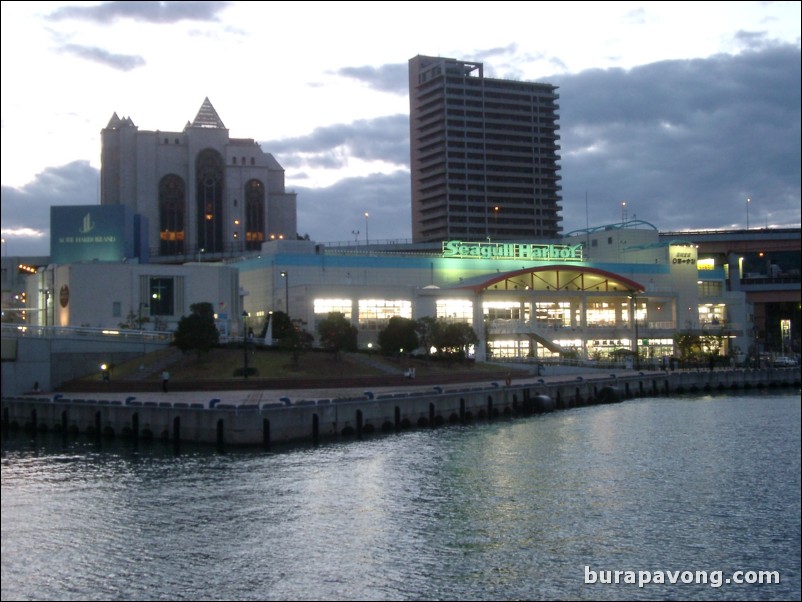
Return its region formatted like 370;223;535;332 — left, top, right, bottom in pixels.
2;391;800;601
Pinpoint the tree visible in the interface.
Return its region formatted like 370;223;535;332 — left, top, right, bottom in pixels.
378;316;419;355
674;331;703;365
174;302;220;359
317;312;357;359
433;321;479;360
415;316;439;355
265;310;294;341
118;308;149;330
279;319;314;369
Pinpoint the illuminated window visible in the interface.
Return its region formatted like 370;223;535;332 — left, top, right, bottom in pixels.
488;339;530;359
314;299;352;320
586;301;618;327
196;150;224;253
698;304;726;325
483;301;526;321
245;179;265;251
358;299;412;330
149;278;174;316
436;299;473;324
159;175;186;256
535;301;571;326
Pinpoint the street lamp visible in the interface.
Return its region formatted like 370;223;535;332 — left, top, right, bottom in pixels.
364;212;369;246
487;205;499;241
242;311;249;379
280;271;289;317
629;294;640;370
746;197;750;230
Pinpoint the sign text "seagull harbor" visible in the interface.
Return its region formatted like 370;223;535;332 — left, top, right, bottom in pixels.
442;240;584;261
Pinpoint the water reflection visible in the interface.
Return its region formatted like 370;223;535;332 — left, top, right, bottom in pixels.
2;392;800;601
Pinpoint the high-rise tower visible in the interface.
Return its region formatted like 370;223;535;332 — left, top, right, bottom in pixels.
408;55;562;242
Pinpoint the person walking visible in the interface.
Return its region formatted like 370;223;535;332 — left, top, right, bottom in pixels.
162;370;170;392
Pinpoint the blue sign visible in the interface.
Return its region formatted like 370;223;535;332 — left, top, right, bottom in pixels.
51;205;145;264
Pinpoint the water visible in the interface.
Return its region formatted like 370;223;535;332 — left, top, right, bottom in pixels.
2;392;800;601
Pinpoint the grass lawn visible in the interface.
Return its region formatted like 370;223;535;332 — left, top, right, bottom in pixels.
107;345;523;383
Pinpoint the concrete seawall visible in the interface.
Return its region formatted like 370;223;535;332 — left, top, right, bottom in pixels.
3;368;799;447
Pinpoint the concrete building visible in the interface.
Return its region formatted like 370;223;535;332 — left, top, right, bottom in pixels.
24;261;242;336
9;82;797;379
658;227;801;360
100;98;297;262
238;221;752;366
408;55;562;243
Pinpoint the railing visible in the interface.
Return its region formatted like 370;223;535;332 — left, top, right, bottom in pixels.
1;323;173;342
489;319;680;334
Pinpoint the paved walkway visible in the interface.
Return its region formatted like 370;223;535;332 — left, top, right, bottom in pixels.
43;369;667;406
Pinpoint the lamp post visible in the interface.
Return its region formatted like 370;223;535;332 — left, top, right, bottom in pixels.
746;197;750;230
364;212;369;246
280;271;289;317
242;311;249;379
629;294;640;370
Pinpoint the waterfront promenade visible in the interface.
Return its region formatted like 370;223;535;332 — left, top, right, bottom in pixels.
36;366;612;407
4;366;798;447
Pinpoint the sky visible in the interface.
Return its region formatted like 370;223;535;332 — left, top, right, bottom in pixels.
1;1;800;258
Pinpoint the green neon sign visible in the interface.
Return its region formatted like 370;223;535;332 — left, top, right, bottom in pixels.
442;240;584;261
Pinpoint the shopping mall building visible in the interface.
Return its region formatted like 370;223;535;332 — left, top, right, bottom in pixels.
5;93;767;366
237;219;750;365
6;217;755;365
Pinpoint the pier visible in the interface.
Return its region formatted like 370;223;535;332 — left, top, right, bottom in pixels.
2;367;799;447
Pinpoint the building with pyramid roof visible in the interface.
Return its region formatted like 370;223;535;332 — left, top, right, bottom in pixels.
100;98;297;261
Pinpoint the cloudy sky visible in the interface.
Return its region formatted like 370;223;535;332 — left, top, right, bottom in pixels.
1;1;800;257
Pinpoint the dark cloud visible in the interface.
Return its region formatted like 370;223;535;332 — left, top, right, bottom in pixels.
473;43;518;62
261;114;409;170
337;64;408;95
47;1;231;24
295;172;412;244
60;44;145;71
4;44;799;256
733;30;781;51
1;161;99;256
552;44;801;233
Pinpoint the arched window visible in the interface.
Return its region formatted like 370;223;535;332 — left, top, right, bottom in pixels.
196;149;224;254
159;175;185;256
245;179;265;251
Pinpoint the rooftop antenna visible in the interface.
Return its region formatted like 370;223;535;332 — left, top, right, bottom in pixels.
585;192;590;259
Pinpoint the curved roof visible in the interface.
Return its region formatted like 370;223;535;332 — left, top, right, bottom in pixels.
454;265;645;294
